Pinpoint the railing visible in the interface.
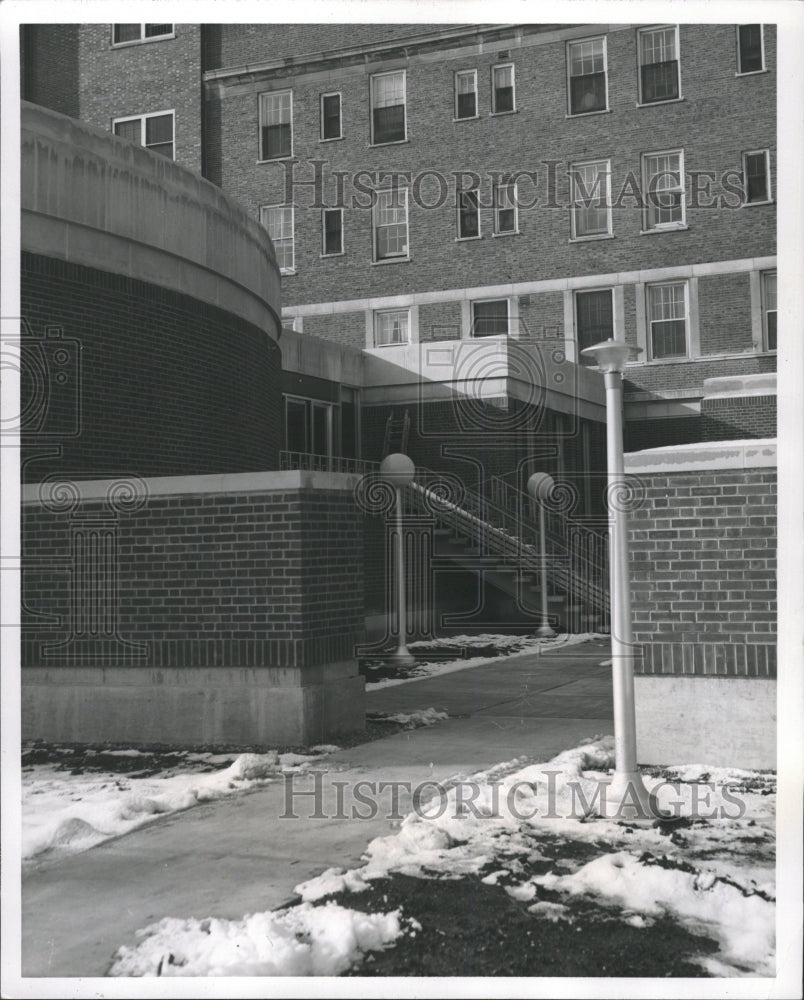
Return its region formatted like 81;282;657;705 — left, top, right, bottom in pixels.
279;451;379;475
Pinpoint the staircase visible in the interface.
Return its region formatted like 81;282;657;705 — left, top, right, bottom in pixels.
382;408;411;457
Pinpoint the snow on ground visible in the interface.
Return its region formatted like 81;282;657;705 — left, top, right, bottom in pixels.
367;632;606;689
367;707;448;728
22;747;334;864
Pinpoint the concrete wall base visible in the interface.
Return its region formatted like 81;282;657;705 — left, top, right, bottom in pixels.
635;675;776;770
22;663;365;747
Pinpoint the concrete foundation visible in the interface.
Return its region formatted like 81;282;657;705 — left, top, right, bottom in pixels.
22;662;365;747
634;675;776;769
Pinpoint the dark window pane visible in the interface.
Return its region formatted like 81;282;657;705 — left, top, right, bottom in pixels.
576;291;613;362
114;119;140;143
459;192;479;238
144;24;173;37
457;91;476;119
262;123;291;159
322;94;341;139
497;207;515;233
641;60;679;103
373;104;405;144
651;320;686;358
745;153;768;202
738;25;763;73
113;24;141;43
494;85;514;113
766;312;776;351
324;210;342;254
473;301;508;337
145;115;172;145
286;399;308;453
570;71;606;114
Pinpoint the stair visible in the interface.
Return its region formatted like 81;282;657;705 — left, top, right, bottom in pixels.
382;408;410;457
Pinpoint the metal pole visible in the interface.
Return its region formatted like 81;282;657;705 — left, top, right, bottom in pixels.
394;484;412;662
537;501;554;637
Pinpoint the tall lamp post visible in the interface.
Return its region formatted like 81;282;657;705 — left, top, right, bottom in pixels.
527;472;556;638
380;453;416;666
581;338;657;818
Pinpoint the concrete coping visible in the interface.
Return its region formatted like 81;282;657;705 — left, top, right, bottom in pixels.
702;374;777;399
22;470;364;506
625;438;777;474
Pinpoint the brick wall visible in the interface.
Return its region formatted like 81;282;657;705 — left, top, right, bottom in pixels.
700;395;777;441
22;482;364;670
628;465;776;677
21;252;283;483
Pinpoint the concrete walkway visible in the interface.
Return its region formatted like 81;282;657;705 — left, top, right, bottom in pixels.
21;638;612;977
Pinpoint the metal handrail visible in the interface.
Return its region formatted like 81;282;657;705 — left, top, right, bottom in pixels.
280;451;380;474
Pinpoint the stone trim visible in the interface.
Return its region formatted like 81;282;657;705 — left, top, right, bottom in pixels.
625;438;776;474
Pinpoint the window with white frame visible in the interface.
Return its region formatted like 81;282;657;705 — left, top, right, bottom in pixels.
113;111;174;159
493;181;518;235
373;188;409;260
637;25;680;104
491;64;515;114
472;299;509;337
647;282;688;359
457;190;480;239
455;70;478;119
575;289;614;363
374;309;410;347
259;91;292;160
642;150;685;229
570;160;611;238
112;24;173;45
762;271;776;351
320;93;342;140
371;71;406;144
261;204;294;272
737;25;765;74
322;208;343;256
743;150;772;204
567;37;607;115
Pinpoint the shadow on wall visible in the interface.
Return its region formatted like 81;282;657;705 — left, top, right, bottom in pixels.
21;24;81;116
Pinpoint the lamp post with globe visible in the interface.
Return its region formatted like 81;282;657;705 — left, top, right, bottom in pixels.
527;471;556;639
380;453;416;666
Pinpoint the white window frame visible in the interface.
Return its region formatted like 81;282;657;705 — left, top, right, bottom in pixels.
569;160;612;240
112;109;175;159
259;90;293;162
320;91;343;142
491;63;516;115
641;149;686;231
372;187;410;263
646;281;689;360
637;24;681;106
493;180;518;236
742;149;773;205
457;189;481;240
761;270;777;352
472;298;510;338
321;207;344;257
736;24;766;75
454;69;478;120
261;203;295;274
111;24;174;47
374;309;410;347
566;36;608;116
370;70;407;146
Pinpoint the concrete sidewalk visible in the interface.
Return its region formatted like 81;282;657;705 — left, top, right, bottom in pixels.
21;638;613;977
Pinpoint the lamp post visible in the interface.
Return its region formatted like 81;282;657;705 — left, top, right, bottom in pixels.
380;453;416;666
527;472;556;638
580;338;657;818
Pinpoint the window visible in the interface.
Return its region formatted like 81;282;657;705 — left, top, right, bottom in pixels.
112;24;173;45
259;91;292;160
493;181;518;235
320;93;342;140
576;290;614;363
472;299;509;337
373;188;409;261
261;204;294;272
642;150;685;230
491;64;515;114
455;70;478;119
743;150;772;204
737;25;764;74
374;310;410;347
285;397;333;457
457;190;480;239
638;25;680;104
371;71;406;144
762;271;777;351
567;37;607;115
322;208;343;256
113;111;174;159
570;161;611;239
647;282;688;359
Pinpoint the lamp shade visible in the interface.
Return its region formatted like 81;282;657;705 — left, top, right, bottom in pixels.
580;338;642;374
380;453;416;487
527;471;555;502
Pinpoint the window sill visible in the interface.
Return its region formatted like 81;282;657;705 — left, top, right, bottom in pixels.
373;341;411;349
636;96;685;108
319;135;344;144
565;107;610;119
569;233;614;243
257;156;295;164
111;34;175;48
735;69;768;77
280;269;297;276
492;230;519;238
369;138;409;148
320;252;345;259
370;256;411;266
490;109;518;117
453;115;480;123
639;224;689;235
743;200;774;208
455;235;482;242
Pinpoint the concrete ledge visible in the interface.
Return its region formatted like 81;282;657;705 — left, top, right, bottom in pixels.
635;675;776;769
702;373;777;399
22;665;366;746
625;438;776;474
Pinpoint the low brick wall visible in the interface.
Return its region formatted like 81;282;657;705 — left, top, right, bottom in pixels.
21;471;366;745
